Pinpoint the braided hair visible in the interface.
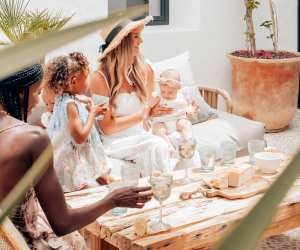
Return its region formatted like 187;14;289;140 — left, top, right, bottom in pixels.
0;64;44;121
44;52;89;94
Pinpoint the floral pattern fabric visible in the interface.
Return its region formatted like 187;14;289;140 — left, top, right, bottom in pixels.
47;94;110;192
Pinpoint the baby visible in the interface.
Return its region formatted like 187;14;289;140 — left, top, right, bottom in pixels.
152;69;198;153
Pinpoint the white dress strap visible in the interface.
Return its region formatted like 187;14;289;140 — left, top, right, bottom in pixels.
145;59;155;73
96;70;110;96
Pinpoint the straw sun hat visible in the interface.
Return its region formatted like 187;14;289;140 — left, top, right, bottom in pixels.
98;16;153;61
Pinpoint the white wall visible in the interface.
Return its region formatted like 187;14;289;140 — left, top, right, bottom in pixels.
142;0;298;92
10;0;297;93
28;0;107;66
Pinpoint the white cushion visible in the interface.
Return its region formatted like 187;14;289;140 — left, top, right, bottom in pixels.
192;118;241;159
192;111;265;159
152;51;196;88
216;110;265;148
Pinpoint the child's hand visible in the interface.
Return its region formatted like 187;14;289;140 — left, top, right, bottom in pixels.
191;100;200;110
76;95;93;105
93;104;108;117
86;100;107;117
186;100;200;119
86;98;94;112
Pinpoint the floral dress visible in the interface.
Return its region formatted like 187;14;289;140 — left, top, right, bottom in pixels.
47;93;110;192
11;190;88;250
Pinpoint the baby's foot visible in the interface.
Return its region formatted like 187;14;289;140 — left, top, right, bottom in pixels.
78;183;88;190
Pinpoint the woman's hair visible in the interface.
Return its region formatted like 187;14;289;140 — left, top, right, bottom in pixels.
44;52;89;94
0;64;43;121
100;33;148;113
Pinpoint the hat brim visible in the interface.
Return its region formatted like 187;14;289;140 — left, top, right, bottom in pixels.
97;16;153;61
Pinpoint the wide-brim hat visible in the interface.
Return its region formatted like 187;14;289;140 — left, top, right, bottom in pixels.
98;16;153;61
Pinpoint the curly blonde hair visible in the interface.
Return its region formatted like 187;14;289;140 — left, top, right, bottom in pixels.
44;52;89;94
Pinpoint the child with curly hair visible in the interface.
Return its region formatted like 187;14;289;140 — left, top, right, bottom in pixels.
44;52;112;192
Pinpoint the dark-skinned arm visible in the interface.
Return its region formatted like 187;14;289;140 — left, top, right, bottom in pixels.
32;131;152;236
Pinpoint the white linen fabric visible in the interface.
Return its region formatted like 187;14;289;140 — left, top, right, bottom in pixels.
100;91;172;176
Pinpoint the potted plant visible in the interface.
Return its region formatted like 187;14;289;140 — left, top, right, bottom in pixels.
227;0;300;132
0;0;72;57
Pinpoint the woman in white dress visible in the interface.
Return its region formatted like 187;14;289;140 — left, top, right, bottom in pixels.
90;16;174;176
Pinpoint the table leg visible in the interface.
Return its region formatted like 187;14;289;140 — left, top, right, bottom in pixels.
79;227;118;250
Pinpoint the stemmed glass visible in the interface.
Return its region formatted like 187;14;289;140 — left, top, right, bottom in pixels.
149;172;173;232
178;137;197;183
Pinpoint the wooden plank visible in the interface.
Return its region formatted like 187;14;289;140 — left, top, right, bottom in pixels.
101;192;260;249
204;91;209;104
100;179;300;249
66;157;300;250
212;93;218;109
129;198;300;250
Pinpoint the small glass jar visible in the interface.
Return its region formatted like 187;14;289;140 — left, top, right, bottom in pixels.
198;144;216;172
220;141;236;166
248;139;266;165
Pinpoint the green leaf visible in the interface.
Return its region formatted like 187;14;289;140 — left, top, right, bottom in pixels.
215;149;300;250
0;0;72;43
0;4;148;80
0;40;10;46
0;0;30;42
260;20;272;28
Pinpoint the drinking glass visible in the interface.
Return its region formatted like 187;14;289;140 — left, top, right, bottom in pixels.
121;163;140;186
220;141;236;166
110;163;140;216
248;139;266;165
198;144;216;172
149;172;173;232
178;137;197;183
108;181;128;216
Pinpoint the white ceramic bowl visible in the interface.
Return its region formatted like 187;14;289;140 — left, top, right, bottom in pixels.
254;152;282;174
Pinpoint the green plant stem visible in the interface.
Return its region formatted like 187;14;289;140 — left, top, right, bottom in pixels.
268;0;278;52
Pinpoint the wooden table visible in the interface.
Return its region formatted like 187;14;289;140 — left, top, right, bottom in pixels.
66;156;300;250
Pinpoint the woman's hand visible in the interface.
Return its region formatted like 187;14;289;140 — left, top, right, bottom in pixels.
149;96;174;117
106;186;153;209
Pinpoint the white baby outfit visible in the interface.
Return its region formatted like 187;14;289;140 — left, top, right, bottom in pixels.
152;92;189;133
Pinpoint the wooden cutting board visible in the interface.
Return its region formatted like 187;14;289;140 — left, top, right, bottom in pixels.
200;176;271;200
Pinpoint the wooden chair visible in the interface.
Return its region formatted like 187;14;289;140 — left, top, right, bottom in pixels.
0;218;30;250
198;85;233;113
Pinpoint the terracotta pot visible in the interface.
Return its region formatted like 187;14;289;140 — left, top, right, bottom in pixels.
228;53;300;132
